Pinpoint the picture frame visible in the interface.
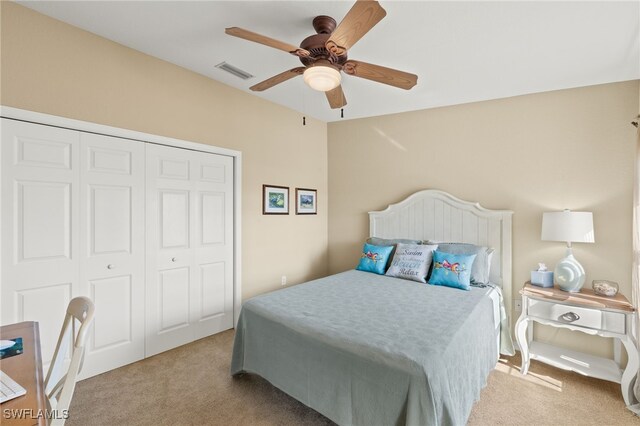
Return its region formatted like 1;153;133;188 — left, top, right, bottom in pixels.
296;188;317;215
263;184;289;215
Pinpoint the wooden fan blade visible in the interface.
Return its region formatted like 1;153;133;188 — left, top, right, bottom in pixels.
250;67;306;92
325;85;347;109
325;0;387;56
343;60;417;90
225;27;310;57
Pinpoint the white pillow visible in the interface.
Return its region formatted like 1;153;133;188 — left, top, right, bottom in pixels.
385;243;438;283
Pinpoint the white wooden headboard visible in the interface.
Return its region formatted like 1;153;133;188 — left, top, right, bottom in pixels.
369;190;514;313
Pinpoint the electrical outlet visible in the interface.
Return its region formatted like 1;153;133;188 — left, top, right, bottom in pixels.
514;299;522;312
281;275;287;286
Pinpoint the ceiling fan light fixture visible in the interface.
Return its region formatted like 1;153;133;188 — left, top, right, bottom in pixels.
303;65;341;92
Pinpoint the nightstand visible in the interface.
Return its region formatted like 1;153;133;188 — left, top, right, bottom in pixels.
515;282;639;406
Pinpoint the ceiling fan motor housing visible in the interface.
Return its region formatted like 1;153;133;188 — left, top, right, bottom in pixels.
299;16;348;67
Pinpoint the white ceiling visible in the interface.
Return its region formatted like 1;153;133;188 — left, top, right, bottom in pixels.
18;1;640;123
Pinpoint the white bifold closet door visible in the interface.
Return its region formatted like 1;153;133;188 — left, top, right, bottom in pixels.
2;117;235;377
1;119;81;370
78;132;145;378
145;144;234;356
0;120;145;375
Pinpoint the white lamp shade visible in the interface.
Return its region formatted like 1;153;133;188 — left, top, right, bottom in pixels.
541;211;594;243
303;65;341;92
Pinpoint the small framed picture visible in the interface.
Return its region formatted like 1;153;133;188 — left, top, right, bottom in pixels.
263;185;289;215
296;188;317;215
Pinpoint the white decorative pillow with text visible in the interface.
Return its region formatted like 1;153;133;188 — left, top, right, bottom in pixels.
385;243;438;283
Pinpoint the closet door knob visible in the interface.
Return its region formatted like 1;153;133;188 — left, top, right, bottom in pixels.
107;264;115;270
171;257;177;262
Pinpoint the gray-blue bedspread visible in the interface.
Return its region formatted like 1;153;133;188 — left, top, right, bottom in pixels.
231;270;500;426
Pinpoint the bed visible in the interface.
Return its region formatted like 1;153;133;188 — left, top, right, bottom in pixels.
231;190;514;426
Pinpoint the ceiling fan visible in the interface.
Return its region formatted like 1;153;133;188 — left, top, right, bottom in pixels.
225;0;418;109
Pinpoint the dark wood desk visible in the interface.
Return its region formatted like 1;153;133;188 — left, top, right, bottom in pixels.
0;322;48;426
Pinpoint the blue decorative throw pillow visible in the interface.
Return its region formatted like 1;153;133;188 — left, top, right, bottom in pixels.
356;243;394;275
425;241;494;285
428;250;477;290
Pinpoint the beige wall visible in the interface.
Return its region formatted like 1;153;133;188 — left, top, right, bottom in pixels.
328;81;639;357
0;2;329;300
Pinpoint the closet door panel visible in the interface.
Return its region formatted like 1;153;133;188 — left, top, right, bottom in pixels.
17;283;72;365
90;275;132;348
146;144;195;356
158;267;191;331
90;185;132;254
1;119;80;370
199;262;226;318
17;181;71;261
146;144;234;355
79;133;145;378
192;154;234;339
160;189;191;249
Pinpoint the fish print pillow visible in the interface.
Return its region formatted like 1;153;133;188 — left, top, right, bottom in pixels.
428;250;477;290
356;243;394;275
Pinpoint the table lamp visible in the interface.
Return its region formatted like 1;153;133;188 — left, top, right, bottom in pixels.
541;210;594;292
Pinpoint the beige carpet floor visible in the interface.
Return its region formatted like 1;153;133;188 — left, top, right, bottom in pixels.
67;330;639;426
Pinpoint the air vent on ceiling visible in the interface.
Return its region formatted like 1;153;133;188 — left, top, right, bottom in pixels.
215;62;254;80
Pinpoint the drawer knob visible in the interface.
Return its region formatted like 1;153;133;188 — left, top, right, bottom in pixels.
560;312;580;322
107;264;115;270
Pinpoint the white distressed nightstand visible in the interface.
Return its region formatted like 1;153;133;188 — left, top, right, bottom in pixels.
515;282;639;406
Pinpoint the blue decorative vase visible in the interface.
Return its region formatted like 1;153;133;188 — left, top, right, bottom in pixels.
554;249;585;292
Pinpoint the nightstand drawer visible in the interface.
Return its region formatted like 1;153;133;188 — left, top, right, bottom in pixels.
528;299;626;334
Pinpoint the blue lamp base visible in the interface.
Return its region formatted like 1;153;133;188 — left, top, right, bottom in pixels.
554;248;585;292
